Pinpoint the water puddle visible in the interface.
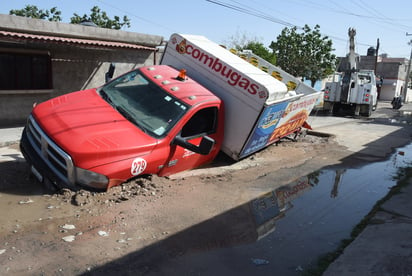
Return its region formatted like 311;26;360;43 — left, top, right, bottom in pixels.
155;143;412;275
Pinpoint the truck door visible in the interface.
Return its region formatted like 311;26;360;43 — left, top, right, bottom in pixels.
159;106;220;176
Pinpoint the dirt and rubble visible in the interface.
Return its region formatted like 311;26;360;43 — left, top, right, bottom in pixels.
50;132;338;209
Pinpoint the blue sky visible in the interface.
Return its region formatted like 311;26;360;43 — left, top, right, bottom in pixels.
1;0;412;58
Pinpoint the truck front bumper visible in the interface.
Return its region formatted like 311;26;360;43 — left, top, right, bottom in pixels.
20;116;77;190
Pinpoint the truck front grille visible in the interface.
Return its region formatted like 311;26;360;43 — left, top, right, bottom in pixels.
26;115;75;185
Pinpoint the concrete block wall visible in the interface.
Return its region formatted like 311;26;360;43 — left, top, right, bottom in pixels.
0;46;157;127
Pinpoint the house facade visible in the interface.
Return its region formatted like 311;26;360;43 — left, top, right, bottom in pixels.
0;14;163;127
375;56;411;102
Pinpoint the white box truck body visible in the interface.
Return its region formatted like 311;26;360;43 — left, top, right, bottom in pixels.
162;34;322;160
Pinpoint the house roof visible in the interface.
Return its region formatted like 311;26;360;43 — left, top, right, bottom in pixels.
0;30;156;50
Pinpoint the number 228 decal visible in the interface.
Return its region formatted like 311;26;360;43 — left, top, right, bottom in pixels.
131;157;147;176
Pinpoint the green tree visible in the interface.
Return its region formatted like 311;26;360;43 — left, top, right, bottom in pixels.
240;41;276;65
70;6;130;30
270;24;336;87
9;5;62;21
226;30;260;50
226;31;276;65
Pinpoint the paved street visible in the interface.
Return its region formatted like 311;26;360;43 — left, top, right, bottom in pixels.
1;101;412;275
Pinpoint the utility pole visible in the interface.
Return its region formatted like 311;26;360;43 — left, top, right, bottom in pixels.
402;33;412;102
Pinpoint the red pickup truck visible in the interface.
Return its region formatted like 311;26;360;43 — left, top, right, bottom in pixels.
20;34;321;191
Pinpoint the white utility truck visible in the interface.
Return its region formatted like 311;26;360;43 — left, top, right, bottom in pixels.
323;28;378;116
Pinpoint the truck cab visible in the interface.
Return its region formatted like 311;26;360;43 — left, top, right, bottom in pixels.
20;65;224;190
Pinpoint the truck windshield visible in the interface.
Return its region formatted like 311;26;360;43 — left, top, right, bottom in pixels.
98;70;188;137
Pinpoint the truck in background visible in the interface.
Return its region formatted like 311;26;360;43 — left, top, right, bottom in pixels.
323;28;378;117
20;33;322;191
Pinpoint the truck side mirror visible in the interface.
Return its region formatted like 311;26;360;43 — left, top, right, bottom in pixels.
105;63;116;83
172;135;215;155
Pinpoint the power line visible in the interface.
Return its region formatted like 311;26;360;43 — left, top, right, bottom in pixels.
206;0;374;48
95;0;176;33
205;0;302;29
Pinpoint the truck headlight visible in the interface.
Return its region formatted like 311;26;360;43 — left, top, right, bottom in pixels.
75;167;109;190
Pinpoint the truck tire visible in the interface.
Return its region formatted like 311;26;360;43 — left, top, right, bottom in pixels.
372;101;377;111
332;103;340;116
361;103;372;117
392;97;403;109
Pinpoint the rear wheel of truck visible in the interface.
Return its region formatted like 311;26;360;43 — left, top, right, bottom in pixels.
332;103;340;116
360;102;372;117
372;100;378;111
